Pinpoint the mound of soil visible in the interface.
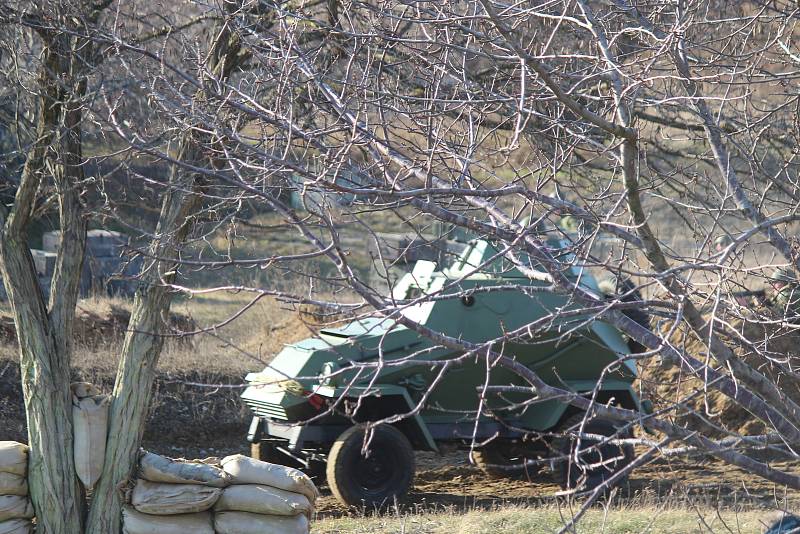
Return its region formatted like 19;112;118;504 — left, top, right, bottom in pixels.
0;305;196;348
638;314;800;437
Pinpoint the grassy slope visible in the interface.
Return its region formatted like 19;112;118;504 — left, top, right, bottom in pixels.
315;506;772;534
0;290;315;376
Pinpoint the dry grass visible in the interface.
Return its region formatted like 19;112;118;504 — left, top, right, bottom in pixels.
0;290;320;378
314;505;778;534
166;290;321;375
0;291;308;448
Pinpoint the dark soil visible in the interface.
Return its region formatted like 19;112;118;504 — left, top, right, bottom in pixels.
0;358;250;459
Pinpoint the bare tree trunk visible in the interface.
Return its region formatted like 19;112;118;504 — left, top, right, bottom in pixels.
85;167;201;533
0;240;83;534
49;74;88;360
86;23;245;532
0;39;86;534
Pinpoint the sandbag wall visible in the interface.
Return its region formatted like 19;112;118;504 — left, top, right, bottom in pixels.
0;442;33;534
124;452;317;534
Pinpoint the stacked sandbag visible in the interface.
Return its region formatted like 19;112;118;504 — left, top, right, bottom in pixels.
123;452;228;534
124;451;317;534
214;454;317;534
0;443;33;534
71;382;110;489
123;508;213;534
138;452;231;488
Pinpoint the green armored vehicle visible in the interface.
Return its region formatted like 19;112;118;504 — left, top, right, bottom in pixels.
242;237;646;506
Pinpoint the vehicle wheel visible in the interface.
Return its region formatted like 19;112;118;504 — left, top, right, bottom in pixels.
551;414;633;493
471;441;543;480
326;424;415;508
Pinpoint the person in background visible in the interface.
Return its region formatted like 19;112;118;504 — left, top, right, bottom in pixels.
597;275;649;353
766;267;800;320
713;235;733;254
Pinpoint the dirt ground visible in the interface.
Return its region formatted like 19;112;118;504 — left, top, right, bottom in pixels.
4;357;798;518
2;297;799;519
151;435;800;517
137;423;800;518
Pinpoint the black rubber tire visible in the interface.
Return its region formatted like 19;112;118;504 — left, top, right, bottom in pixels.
472;441;543;480
551;414;633;493
326;424;415;508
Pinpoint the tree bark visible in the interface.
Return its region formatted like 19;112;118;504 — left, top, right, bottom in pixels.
85;20;246;532
0;40;86;534
85;166;201;533
48;71;88;361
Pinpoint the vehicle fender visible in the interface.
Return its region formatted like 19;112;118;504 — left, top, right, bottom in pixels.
532;380;642;431
314;383;438;452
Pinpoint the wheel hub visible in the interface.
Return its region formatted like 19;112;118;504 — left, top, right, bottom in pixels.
355;450;395;491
